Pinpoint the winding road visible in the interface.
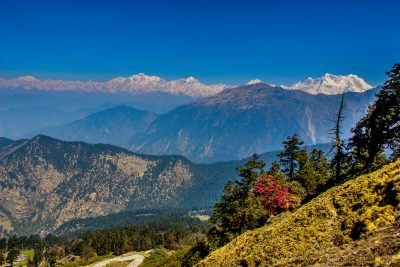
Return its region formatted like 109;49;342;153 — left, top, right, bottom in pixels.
90;253;144;267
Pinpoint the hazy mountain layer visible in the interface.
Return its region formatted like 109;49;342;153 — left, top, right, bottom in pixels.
0;106;105;139
37;106;157;148
0;88;194;138
131;84;378;162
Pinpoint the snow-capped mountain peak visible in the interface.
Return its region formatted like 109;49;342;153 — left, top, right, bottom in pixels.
284;73;373;95
0;74;230;97
247;79;263;85
17;75;39;82
127;73;162;81
0;73;374;96
184;76;198;83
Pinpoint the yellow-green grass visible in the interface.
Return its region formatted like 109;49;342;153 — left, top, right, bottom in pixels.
199;158;400;266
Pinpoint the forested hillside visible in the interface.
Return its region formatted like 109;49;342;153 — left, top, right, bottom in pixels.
0;135;230;235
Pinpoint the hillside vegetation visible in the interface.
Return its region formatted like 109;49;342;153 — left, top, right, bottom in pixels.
198;158;400;266
0;135;230;235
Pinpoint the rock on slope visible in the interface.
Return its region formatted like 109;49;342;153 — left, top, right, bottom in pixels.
0;135;229;235
199;158;400;266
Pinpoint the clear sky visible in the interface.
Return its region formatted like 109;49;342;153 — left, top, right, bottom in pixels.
0;0;399;86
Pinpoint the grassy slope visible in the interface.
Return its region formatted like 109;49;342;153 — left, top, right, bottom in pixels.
199;159;400;266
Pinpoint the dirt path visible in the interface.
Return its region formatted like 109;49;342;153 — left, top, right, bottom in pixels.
90;253;144;267
126;255;145;267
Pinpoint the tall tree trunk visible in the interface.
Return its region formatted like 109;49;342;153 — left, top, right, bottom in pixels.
330;93;345;183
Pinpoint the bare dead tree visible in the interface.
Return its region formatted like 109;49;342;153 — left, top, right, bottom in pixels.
328;93;346;183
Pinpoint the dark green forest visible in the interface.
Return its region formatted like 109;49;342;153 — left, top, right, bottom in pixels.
0;211;210;266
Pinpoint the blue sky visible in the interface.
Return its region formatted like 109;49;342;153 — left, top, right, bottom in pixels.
0;0;399;85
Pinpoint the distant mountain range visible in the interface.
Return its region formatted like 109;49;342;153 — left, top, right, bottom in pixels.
0;73;230;97
131;83;378;162
0;74;378;162
25;83;379;163
0;73;373;96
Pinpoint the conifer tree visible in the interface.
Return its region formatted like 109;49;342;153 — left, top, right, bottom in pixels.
278;134;304;179
236;154;266;193
349;64;400;169
210;154;267;235
33;248;43;267
294;149;329;195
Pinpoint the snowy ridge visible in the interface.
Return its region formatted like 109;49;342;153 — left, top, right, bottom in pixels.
282;73;373;95
0;73;374;96
246;79;263;85
0;73;231;97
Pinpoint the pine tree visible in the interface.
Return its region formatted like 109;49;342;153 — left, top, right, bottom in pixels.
267;161;285;181
349;64;400;170
236;154;266;193
294;149;329;196
309;149;330;190
0;238;6;253
210;154;266;235
278;134;304;179
33;248;43;267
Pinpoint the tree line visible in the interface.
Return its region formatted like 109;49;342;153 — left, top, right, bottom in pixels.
0;212;210;266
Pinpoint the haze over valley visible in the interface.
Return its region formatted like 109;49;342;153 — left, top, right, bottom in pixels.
0;73;377;162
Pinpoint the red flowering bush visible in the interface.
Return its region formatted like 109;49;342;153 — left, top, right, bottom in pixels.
253;175;293;215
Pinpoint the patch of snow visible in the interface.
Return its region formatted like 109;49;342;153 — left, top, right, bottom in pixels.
247;79;262;85
283;73;373;95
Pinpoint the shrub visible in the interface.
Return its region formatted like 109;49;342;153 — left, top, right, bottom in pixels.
253;175;293;215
